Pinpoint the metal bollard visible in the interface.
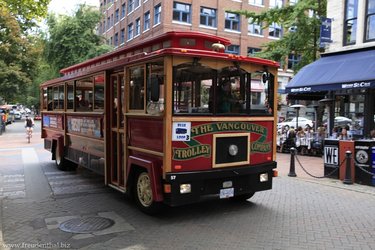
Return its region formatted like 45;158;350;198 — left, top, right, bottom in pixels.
343;151;353;185
288;147;297;177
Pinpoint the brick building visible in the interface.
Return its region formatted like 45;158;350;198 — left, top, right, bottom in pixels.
98;0;299;94
286;0;375;137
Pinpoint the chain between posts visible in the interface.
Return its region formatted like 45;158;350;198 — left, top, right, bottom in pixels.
356;164;375;176
294;154;345;179
293;152;375;178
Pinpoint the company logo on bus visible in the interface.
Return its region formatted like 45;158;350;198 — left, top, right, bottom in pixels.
173;122;271;161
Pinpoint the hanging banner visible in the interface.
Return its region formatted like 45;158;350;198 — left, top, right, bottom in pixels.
320;17;332;47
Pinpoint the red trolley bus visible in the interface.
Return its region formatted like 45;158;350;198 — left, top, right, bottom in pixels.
40;32;279;213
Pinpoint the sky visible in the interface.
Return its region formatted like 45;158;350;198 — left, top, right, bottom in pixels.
48;0;99;15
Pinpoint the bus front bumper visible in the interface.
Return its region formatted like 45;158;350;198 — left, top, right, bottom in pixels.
163;162;276;207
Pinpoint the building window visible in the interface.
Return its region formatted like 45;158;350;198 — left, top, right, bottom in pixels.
173;2;191;23
107;16;110;30
365;0;375;41
135;18;141;36
154;4;161;25
269;22;282;38
270;0;283;8
225;12;240;31
249;0;264;6
135;0;140;9
103;21;106;32
115;9;119;23
121;3;126;18
111;13;114;26
144;11;150;31
128;23;134;40
128;0;134;13
288;54;301;70
344;0;358;45
226;45;240;55
248;18;263;35
121;28;125;44
200;7;217;27
248;47;261;56
114;32;119;46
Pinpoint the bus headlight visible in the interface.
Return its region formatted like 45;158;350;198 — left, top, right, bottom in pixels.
180;184;191;194
260;173;269;182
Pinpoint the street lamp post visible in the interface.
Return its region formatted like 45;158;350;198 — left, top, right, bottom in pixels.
319;98;335;137
290;104;305;129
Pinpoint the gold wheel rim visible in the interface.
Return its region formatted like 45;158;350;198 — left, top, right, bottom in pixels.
137;172;153;207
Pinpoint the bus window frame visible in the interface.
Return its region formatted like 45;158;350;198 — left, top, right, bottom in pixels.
93;73;105;111
127;64;146;113
75;76;94;112
66;81;74;110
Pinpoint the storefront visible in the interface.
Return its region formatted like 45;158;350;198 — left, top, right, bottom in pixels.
285;47;375;138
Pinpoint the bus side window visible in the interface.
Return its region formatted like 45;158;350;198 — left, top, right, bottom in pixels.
76;77;93;111
129;66;145;110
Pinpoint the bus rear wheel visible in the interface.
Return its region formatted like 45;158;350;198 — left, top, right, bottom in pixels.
134;171;162;214
55;144;76;171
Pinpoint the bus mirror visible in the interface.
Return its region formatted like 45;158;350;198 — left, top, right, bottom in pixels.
150;77;160;102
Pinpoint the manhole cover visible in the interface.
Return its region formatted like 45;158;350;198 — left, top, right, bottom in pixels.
59;217;115;234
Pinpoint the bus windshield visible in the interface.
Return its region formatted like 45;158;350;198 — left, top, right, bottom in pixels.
173;60;273;116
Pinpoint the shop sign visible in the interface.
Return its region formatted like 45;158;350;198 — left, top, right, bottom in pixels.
342;82;371;89
324;146;338;165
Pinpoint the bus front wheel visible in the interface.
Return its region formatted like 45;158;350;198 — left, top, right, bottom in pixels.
134;171;162;214
231;192;255;201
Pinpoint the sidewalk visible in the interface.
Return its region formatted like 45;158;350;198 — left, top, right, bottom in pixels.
276;152;375;196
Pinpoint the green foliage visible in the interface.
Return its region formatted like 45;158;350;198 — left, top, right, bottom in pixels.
1;0;50;30
44;4;112;75
234;0;327;72
0;6;42;103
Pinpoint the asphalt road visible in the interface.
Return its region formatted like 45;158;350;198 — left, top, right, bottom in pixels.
0;120;374;250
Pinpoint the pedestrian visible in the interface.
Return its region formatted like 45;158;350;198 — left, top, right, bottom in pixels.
338;125;350;140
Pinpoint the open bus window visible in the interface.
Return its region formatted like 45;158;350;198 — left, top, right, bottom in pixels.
250;72;274;115
67;82;74;109
216;67;247;114
94;74;105;110
75;77;93;111
146;62;164;115
129;66;145;110
47;87;53;111
173;62;215;114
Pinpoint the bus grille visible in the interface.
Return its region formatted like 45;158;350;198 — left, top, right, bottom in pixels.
213;133;250;168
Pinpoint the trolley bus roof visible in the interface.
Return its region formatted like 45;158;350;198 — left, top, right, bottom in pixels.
41;31;279;87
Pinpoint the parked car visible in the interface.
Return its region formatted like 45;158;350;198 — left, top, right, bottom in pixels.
34;114;42;120
334;116;352;127
14;111;22;120
277;117;313;130
323;116;353;128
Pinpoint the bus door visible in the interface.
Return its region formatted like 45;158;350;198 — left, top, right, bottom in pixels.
109;73;125;189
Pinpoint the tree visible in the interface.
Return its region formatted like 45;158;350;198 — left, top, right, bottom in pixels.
0;6;42;103
235;0;327;72
44;4;112;75
0;0;50;30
